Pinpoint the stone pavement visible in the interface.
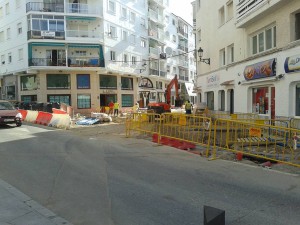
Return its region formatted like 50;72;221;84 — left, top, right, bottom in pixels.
0;178;73;225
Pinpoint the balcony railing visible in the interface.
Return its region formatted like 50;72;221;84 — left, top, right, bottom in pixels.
177;45;188;52
177;27;188;38
29;57;100;67
236;0;265;22
178;60;189;67
149;47;159;57
27;30;65;40
66;3;100;14
66;30;102;39
26;2;64;13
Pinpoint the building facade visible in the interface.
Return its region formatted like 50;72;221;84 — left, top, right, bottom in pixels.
0;0;195;114
193;0;300;118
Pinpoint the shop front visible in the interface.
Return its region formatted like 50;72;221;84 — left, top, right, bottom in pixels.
243;58;276;119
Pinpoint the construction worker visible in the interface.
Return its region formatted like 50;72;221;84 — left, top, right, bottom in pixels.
113;101;120;117
108;101;114;116
185;100;192;114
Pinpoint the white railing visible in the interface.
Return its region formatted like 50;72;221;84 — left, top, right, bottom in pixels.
66;30;102;39
236;0;266;22
66;3;100;15
149;8;158;21
149;47;159;56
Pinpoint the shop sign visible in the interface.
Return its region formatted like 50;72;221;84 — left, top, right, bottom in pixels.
206;74;219;88
102;90;115;94
284;54;300;73
139;77;153;88
41;31;55;37
244;58;276;81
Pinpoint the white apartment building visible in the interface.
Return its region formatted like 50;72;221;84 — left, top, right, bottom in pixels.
0;0;195;114
193;0;300;118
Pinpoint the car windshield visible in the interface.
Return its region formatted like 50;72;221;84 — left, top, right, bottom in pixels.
0;102;15;110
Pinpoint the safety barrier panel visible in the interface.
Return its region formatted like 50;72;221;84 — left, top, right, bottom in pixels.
25;110;39;123
211;118;300;167
49;114;71;129
52;108;67;114
126;113;212;156
18;109;28;121
35;111;53;126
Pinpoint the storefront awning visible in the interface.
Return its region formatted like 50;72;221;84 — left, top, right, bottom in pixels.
220;80;235;86
30;42;65;47
185;83;196;96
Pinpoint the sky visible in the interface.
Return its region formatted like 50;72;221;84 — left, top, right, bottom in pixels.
169;0;194;25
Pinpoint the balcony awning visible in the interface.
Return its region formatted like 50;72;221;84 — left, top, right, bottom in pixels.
220;80;235;86
30;42;65;47
185;83;196;96
66;16;97;21
68;44;100;48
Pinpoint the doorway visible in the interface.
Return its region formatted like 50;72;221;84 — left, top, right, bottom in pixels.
229;89;234;114
100;94;117;107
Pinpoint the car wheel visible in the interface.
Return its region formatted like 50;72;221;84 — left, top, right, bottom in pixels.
16;123;22;127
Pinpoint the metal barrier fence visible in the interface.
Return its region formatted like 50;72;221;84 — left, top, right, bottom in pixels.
126;113;212;156
211;118;300;167
126;113;300;168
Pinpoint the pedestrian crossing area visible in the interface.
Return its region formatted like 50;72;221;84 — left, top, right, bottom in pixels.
0;125;53;144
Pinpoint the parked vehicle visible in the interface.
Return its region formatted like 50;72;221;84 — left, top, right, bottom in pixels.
0;100;22;127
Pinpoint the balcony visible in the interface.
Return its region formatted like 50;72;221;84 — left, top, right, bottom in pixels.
28;57;100;67
177;45;188;53
26;2;64;13
149;69;166;77
148;8;164;26
66;3;101;15
236;0;286;28
66;30;103;41
149;47;160;58
27;30;65;40
177;27;188;38
178;60;189;68
148;28;165;43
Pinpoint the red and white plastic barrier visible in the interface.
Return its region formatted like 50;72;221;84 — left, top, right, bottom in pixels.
18;110;70;129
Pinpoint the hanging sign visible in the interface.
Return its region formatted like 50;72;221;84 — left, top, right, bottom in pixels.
244;58;276;81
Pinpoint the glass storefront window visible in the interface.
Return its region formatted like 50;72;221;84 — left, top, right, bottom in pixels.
77;74;90;89
20;75;37;91
100;75;117;89
252;87;269;114
122;94;133;107
121;77;133;90
296;84;300;116
47;74;70;89
77;94;91;109
48;95;70;105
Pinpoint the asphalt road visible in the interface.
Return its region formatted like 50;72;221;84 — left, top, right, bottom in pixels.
0;123;299;225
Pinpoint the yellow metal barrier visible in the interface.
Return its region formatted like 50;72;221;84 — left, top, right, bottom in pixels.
212;118;300;167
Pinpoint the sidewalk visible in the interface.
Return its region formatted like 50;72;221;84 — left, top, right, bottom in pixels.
0;179;73;225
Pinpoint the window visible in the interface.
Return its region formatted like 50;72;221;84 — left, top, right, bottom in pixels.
108;25;117;38
130;12;136;23
6;28;11;40
251;26;276;55
121;7;127;19
252;87;269;114
8;53;12;63
20;75;37;91
77;94;91;109
227;44;234;64
141;38;146;47
17;23;22;34
122;94;133;107
156;81;162;89
121;30;128;41
226;1;233;21
295;13;300;40
121;77;133;90
21;95;37;103
0;31;4;42
219;6;225;26
172;19;175;25
123;53;128;64
18;48;23;60
48;95;70;105
5;3;9;15
219;48;225;66
46;74;70;89
165;15;169;23
131;56;136;65
77;74;90;89
197;29;201;42
108;0;116;14
0;7;2;18
16;0;21;9
165;31;170;40
1;55;5;64
110;51;116;61
219;90;225;111
172;35;176;42
130;34;136;45
31;16;64;32
100;75;117;89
